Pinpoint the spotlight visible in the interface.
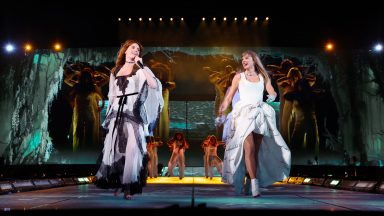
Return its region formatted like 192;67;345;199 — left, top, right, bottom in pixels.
294;177;305;184
0;181;14;194
374;43;382;52
325;42;334;51
302;178;313;185
354;180;378;192
330;179;340;186
25;44;32;52
88;176;96;183
5;43;15;52
288;177;297;184
74;177;87;184
324;179;341;188
74;177;92;184
53;43;62;51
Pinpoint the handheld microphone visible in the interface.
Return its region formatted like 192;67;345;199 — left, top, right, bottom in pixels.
137;60;144;69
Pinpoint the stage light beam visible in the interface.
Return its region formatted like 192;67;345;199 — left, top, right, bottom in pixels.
330;180;340;186
326;42;334;51
374;43;382;52
25;44;32;52
53;43;62;51
5;43;15;52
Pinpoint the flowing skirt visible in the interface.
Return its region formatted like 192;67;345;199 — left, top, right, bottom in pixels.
221;101;291;188
95;105;148;195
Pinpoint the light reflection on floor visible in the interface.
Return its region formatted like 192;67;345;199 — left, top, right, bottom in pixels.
147;177;224;184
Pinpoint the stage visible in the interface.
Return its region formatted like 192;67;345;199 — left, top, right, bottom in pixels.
1;176;383;215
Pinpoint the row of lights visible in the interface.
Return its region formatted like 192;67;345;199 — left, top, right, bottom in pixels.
4;43;63;53
287;176;384;194
118;17;270;22
3;42;383;54
0;176;94;194
324;42;382;52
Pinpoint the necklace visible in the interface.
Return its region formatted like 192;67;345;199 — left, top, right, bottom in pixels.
125;61;135;64
246;72;256;76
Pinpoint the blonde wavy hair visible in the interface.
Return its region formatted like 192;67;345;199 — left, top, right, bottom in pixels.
242;50;270;84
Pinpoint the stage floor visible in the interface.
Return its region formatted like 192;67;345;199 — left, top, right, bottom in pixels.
1;177;383;215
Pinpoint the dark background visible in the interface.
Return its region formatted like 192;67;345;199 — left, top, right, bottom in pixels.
1;0;383;49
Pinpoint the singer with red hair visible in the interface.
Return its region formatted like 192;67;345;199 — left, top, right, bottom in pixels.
95;39;164;200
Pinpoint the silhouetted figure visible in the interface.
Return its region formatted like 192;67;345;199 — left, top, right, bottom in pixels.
64;66;108;152
268;59;320;155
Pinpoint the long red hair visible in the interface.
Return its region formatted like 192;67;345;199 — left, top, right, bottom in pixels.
112;39;144;75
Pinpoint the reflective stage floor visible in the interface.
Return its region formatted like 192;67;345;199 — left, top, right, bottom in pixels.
1;177;384;215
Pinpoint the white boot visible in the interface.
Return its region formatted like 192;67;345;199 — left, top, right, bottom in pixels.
251;178;260;197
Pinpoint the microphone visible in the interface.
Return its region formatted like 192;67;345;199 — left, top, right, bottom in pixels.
137;60;144;69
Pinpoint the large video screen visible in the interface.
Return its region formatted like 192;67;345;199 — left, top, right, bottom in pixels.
2;46;381;166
